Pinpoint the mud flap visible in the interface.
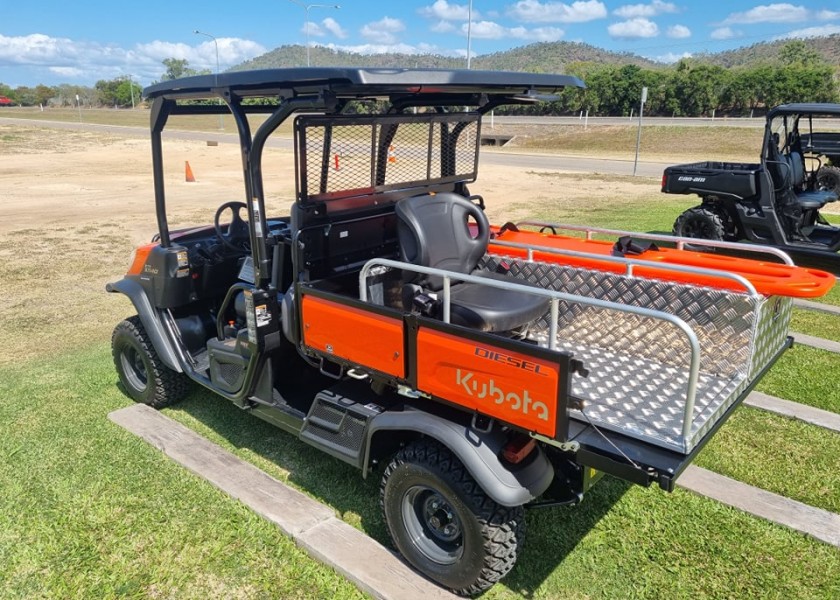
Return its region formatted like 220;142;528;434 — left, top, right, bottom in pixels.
365;407;554;507
106;277;182;372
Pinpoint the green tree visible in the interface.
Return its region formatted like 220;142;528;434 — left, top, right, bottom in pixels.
779;40;824;68
160;58;209;81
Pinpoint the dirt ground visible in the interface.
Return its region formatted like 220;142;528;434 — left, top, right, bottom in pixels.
0;124;760;365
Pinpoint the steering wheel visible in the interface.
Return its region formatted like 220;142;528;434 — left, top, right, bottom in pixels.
214;201;251;252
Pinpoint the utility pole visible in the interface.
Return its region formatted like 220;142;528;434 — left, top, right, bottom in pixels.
633;86;647;176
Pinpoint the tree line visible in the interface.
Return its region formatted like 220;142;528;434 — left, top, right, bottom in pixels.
503;42;839;117
0;59;206;108
2;42;837;115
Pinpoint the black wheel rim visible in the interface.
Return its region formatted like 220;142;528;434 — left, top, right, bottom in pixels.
683;217;716;239
817;173;838;192
401;485;464;565
120;347;148;392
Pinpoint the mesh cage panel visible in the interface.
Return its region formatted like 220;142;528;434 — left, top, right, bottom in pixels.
295;113;480;202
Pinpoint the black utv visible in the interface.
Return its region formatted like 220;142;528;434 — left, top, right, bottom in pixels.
662;103;840;273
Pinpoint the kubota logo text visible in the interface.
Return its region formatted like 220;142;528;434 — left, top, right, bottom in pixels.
456;369;549;421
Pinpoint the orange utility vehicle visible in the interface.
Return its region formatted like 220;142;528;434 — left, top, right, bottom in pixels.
108;69;833;595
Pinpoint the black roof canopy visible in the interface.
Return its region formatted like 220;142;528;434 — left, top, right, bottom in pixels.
766;103;840;120
143;67;584;102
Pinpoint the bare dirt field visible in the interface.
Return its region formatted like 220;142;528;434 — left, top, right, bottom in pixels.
0;123;769;365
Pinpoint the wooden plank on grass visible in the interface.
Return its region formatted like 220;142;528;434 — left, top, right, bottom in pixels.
790;331;840;354
745;391;840;434
109;404;456;600
793;299;840;317
679;466;840;549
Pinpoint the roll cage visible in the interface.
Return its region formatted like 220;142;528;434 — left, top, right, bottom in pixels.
144;68;583;290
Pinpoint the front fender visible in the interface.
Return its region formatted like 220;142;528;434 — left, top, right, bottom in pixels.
365;407;554;507
106;277;182;372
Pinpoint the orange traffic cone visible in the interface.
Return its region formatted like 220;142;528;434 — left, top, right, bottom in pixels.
388;145;396;164
185;161;196;182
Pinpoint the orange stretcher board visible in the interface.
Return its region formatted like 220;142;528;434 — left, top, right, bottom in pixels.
487;227;835;299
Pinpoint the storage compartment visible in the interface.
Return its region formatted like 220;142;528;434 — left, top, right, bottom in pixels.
662;161;761;199
480;254;792;453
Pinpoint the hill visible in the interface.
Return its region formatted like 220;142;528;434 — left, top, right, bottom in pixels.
695;34;840;68
233;35;839;74
231;41;656;72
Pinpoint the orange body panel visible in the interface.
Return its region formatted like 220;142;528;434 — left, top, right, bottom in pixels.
126;243;157;276
416;328;561;438
301;295;405;378
489;227;835;299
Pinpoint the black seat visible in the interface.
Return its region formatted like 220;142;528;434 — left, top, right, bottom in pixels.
395;193;548;332
786;151;837;209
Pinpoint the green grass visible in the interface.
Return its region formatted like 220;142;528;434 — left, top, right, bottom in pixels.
696;408;840;513
756;345;840;414
513;124;763;162
3;344;840;598
791;309;840;342
0;107;291;136
0;346;365;599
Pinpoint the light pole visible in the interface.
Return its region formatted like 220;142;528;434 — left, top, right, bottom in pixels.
466;0;473;69
287;0;340;67
193;29;224;130
126;73;135;109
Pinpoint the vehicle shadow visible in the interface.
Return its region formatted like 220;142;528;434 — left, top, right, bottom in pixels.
169;389;630;596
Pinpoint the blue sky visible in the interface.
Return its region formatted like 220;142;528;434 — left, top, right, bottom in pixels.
1;1;838;87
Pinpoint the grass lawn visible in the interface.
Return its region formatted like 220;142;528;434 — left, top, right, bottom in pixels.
2;125;839;598
2;345;839;599
0;346;364;599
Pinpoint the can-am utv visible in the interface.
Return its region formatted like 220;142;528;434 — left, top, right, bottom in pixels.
107;69;833;595
663;103;840;273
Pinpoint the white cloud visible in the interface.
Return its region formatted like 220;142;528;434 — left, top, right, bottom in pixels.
816;10;840;20
651;51;693;63
458;20;564;40
720;3;810;25
301;21;325;37
614;1;677;19
419;1;477;21
607;18;659;38
49;66;85;77
431;20;457;33
0;33;265;84
360;17;406;45
325;41;461;57
774;24;840;39
667;24;691;38
322;18;348;39
710;27;741;40
508;0;607;24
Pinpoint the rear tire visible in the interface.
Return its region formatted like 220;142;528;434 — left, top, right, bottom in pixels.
672;206;727;246
380;439;525;596
817;166;840;196
112;316;189;408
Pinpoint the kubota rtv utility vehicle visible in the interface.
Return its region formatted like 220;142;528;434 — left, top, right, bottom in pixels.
108;69;833;595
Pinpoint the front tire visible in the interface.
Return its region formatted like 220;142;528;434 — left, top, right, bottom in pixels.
112;316;189;408
380;439;525;596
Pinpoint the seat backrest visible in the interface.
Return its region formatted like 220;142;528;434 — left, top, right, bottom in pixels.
395;193;489;289
787;151;805;188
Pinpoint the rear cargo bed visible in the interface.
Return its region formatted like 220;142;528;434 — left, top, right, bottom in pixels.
662;161;761;199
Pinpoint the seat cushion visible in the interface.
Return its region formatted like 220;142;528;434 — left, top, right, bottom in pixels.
796;190;836;210
447;272;548;332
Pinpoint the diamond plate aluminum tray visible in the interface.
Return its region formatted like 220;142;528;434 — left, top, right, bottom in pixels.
481;255;792;453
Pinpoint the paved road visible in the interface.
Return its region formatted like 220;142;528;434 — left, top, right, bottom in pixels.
492;115;840;130
0;117;670;178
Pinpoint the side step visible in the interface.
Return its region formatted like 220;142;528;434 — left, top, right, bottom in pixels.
299;384;383;469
